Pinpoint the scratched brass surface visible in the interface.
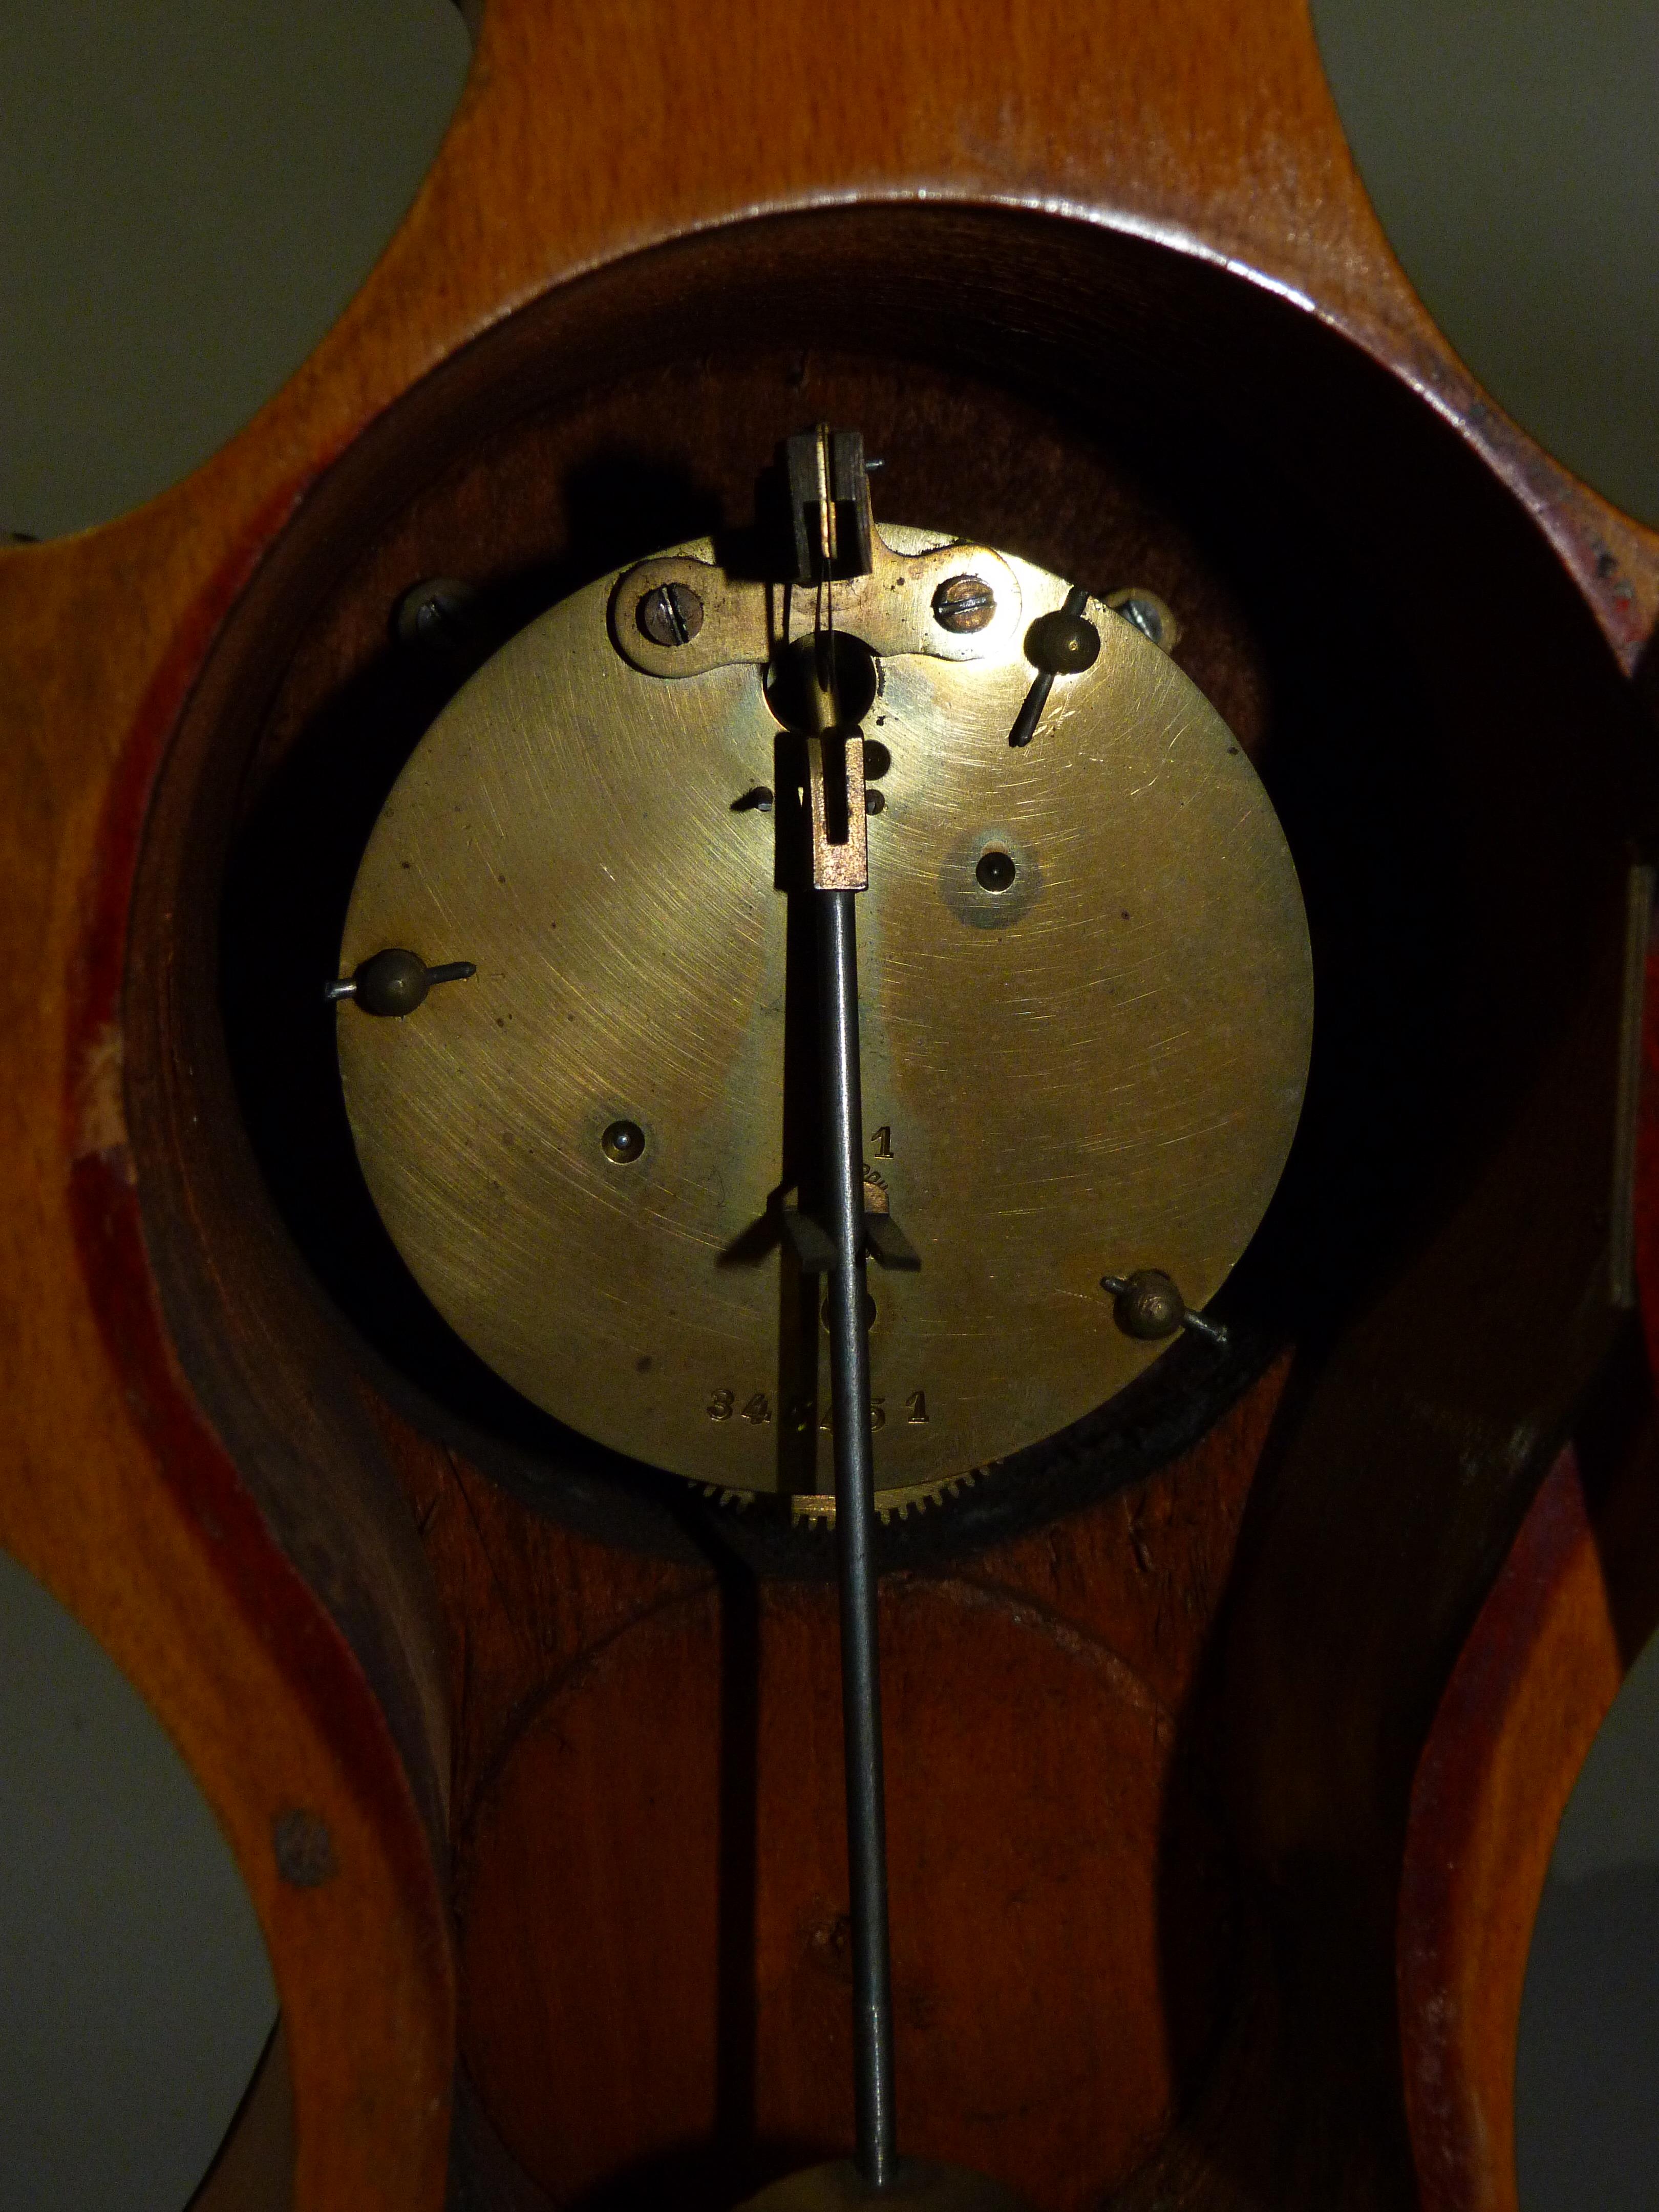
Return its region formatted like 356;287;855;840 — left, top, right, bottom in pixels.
337;531;1312;1498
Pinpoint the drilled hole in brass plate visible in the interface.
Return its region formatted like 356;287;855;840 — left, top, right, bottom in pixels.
601;1120;646;1165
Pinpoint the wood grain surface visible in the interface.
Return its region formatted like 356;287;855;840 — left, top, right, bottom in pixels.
429;1374;1280;2210
1399;1412;1659;2212
2;4;1656;2208
1395;927;1659;2212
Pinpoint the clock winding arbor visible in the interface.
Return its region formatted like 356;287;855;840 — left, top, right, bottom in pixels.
3;6;1658;2210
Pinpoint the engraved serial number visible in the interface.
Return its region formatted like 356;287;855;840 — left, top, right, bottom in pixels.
706;1389;928;1427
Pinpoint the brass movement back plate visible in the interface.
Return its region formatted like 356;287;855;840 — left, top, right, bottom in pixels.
338;533;1312;1501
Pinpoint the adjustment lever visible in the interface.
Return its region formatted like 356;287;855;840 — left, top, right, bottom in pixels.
1100;1267;1229;1348
1008;583;1100;748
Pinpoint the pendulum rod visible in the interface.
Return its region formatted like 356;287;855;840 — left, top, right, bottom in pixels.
819;881;895;2186
799;422;897;2188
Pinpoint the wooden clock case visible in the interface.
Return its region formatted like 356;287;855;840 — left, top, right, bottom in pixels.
3;6;1658;2209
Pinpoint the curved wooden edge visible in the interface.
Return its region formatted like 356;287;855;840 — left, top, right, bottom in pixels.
0;486;455;2203
0;1323;455;2210
32;1145;455;2212
0;6;1653;2206
1397;1420;1659;2212
3;1;1654;692
1400;929;1659;2210
190;2022;293;2212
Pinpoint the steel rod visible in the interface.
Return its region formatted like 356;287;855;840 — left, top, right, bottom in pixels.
818;884;897;2189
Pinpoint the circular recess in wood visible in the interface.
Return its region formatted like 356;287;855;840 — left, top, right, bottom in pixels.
454;1578;1233;2210
123;202;1648;1574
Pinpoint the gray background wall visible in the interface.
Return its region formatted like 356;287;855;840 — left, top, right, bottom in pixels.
0;4;1654;2205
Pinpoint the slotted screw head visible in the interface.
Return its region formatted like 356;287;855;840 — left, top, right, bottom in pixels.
393;577;480;657
636;581;705;648
1117;594;1164;645
932;573;997;634
1107;586;1179;651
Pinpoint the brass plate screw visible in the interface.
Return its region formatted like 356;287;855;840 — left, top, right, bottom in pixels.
636;581;705;648
931;574;997;633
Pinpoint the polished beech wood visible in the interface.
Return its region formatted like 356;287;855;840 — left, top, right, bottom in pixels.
2;5;1657;2209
